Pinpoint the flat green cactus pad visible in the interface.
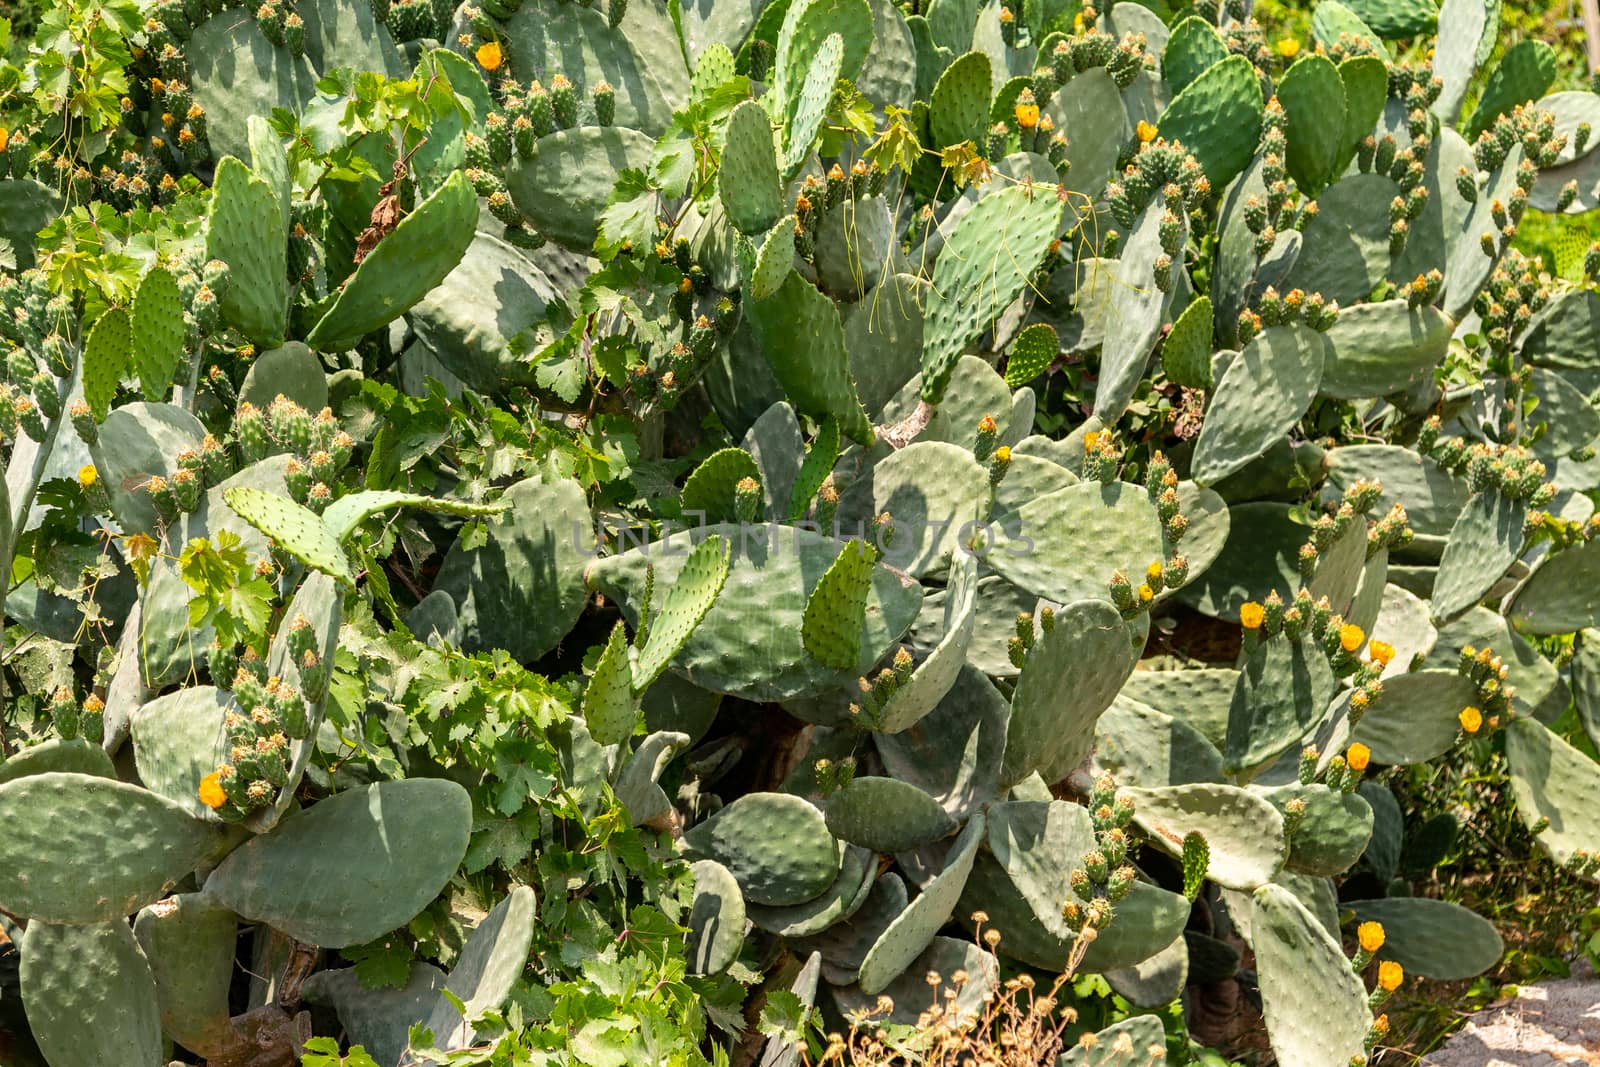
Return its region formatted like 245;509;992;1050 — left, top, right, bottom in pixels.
435;477;593;664
1277;55;1348;194
1432;490;1526;622
21;919;164;1067
1097;204;1181;421
584;621;637;746
682;792;840;906
929;50;991;148
985;480;1166;606
422;884;538;1048
307;170;477;352
0;773;221;923
1002;599;1136;787
719;101;784;236
1095;696;1226;789
634;534;732;691
681;448;763;524
1224;637;1337;774
1351;668;1480;766
788;870;907;985
206;156;288;348
803;538;880;668
873;553;978;733
320;490;507;545
134;894;238;1058
1059;1015;1169;1066
874;664;1009;822
986;800;1094;940
236;342;328;413
1506;717;1600;874
831;936;995;1028
302;964;445;1067
1126;784;1286;890
1251;883;1372;1067
1348;897;1503;979
222;487;355;586
588;523;922;701
0;738;115;786
687;859;747;975
1467;38;1555;139
203;778;472;947
188;12;319;165
1163;17;1229;94
856;812;983;994
130;269;185;401
1321;299;1454;399
1155;55;1263;189
82;306;131;423
130;686;230;822
1432;0;1502;121
1162;295;1214;390
775;0;874;131
1511;537;1600;635
613;730;692;827
825;776;958;852
854;441;988;577
1192;324;1330;485
921;183;1063;404
748;844;876;937
957;844;1190;973
1259;783;1374;877
747;270;875;443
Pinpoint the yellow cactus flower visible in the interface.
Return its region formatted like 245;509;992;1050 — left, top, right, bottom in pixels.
1346;743;1371;772
1276;38;1301;59
476;40;504;71
1146;561;1164;584
1015;98;1041;130
1459;705;1483;734
1073;11;1085;32
1137;583;1155;604
1377;960;1404;992
1240;601;1265;630
1339;623;1365;653
78;464;98;488
198;772;227;810
993;445;1011;463
1368;639;1396;666
1136;120;1158;143
1358;921;1385;953
1083;429;1101;452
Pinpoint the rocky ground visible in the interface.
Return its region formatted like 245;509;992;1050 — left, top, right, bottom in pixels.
1425;963;1600;1065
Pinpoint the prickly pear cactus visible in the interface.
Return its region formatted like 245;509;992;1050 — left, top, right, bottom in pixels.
7;0;1600;1060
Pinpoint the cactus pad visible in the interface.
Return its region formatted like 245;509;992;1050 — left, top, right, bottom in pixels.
634;534;732;691
1224;637;1336;774
929;50;991;148
421;884;538;1048
921;183;1063;404
985;480;1166;606
825;776;958;852
1251;883;1372;1066
687;860;747;974
682;792;841;906
1127;784;1286;889
1192;325;1330;485
803;539;880;669
1059;1015;1169;1066
203;778;472;947
748;844;876;937
1506;717;1600;873
0;773;220;923
1432;491;1526;622
134;894;238;1057
584;621;637;745
130;269;185;401
21;920;164;1067
1278;55;1348;194
1348;897;1503;979
82;307;131;423
130;686;230;821
307;170;476;352
222;487;355;586
856;812;983;994
1155;55;1264;188
1321;300;1453;399
746;270;874;443
206;156;288;348
1003;599;1136;786
719;101;783;236
0;738;114;785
